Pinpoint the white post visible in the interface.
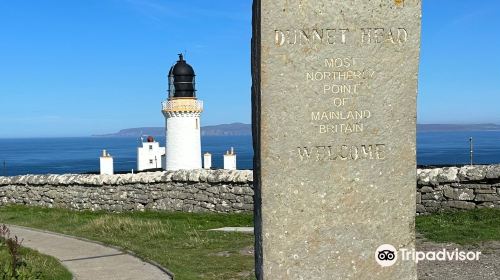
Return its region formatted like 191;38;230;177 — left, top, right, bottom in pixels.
204;153;212;169
100;150;114;175
223;147;237;170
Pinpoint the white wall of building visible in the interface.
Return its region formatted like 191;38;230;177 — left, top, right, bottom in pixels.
166;112;202;170
137;141;166;171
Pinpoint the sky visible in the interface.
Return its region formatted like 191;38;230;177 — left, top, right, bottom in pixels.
0;0;499;138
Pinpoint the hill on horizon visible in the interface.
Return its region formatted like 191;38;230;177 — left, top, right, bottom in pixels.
93;123;500;137
93;123;252;137
417;123;500;132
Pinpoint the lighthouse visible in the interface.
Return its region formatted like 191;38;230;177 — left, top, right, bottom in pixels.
162;54;203;170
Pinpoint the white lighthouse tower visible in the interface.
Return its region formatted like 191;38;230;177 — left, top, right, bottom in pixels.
162;54;203;170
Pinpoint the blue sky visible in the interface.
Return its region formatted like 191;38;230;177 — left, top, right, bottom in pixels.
0;0;499;138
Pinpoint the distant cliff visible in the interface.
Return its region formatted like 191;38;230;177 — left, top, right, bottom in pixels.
94;123;500;137
93;123;252;137
417;123;500;132
200;123;251;136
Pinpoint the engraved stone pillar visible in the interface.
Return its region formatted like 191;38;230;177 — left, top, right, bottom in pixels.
252;0;421;279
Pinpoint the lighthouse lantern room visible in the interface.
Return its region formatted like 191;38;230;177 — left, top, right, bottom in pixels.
162;54;203;170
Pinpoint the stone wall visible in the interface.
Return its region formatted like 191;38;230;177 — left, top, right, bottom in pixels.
0;170;253;213
417;165;500;214
0;165;499;214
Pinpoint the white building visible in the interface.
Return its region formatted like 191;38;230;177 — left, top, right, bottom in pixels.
162;54;203;170
137;136;166;171
100;150;114;175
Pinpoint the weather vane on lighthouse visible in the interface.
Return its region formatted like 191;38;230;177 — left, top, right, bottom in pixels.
162;54;204;170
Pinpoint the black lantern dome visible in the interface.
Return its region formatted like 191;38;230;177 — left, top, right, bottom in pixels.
168;54;196;98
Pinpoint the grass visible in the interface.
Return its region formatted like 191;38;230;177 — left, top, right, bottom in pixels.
416;208;500;245
0;206;254;280
0;245;72;280
2;206;500;279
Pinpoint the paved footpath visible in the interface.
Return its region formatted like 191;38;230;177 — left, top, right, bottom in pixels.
8;225;172;280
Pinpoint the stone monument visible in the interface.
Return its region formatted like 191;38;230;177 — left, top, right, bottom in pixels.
252;0;421;279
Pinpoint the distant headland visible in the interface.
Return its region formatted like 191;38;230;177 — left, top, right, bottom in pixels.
93;122;252;137
93;123;500;137
417;123;500;132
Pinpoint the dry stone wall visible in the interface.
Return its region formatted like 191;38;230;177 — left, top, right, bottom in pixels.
0;165;499;214
417;165;500;214
0;170;253;213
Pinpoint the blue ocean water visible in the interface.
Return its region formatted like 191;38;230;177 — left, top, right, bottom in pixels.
417;131;500;166
0;131;499;176
0;136;253;176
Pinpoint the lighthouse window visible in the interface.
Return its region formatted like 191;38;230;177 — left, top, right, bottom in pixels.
149;159;153;164
149;145;153;150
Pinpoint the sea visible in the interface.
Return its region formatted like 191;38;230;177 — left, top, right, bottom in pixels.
0;131;499;176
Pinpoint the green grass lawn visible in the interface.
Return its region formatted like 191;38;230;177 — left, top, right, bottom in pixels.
0;205;254;280
416;208;500;245
0;245;72;280
1;206;500;280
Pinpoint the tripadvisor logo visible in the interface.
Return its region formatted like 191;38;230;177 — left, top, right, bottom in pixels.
375;244;398;267
375;244;481;267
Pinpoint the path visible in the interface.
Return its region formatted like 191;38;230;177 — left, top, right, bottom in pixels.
416;234;500;280
8;225;172;280
208;228;500;280
9;225;498;280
